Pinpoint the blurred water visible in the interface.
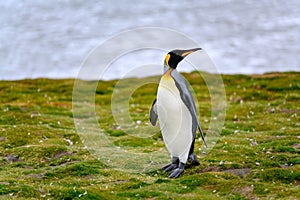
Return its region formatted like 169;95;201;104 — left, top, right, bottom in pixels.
0;0;299;80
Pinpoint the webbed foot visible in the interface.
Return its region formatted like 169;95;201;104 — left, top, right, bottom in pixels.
162;157;179;172
188;153;200;166
162;163;178;172
169;168;184;178
169;162;185;178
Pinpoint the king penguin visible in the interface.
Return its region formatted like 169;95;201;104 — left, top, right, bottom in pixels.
150;48;207;178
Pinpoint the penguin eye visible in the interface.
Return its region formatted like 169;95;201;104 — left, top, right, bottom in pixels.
165;53;170;67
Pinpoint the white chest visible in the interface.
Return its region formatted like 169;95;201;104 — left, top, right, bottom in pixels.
156;76;193;162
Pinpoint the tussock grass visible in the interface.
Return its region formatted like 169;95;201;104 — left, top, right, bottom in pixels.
0;72;299;199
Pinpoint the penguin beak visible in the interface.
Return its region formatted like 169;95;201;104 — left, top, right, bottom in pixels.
180;48;202;58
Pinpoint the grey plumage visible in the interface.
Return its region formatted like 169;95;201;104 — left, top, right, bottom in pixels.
170;70;207;147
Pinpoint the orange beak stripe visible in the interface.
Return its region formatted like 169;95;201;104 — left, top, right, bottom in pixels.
181;50;195;57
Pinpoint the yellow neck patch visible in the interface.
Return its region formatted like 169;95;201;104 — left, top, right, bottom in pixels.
165;53;170;67
162;68;173;80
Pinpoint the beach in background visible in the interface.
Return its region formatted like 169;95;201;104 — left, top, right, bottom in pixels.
0;0;299;80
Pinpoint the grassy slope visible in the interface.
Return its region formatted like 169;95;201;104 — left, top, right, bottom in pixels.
0;72;299;199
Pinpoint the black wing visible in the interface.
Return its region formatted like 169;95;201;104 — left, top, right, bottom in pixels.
150;98;158;126
171;70;207;147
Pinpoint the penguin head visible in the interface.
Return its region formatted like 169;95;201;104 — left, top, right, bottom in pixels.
164;48;202;69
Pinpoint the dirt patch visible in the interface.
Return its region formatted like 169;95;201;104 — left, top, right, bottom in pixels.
200;166;221;173
50;102;71;109
84;174;95;179
28;173;45;179
0;137;6;142
279;109;300;114
199;167;252;177
51;151;74;160
292;143;300;149
223;168;251;177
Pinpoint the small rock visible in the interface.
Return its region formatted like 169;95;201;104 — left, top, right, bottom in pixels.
38;189;45;194
6;155;19;162
250;141;258;146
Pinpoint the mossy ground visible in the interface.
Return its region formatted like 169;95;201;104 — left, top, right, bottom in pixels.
0;72;299;199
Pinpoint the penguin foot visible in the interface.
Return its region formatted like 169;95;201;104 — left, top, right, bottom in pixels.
162;163;178;172
169;162;185;178
169;168;184;178
162;157;179;172
187;153;200;166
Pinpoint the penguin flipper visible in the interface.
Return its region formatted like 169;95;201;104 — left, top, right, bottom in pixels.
171;70;207;148
150;98;158;126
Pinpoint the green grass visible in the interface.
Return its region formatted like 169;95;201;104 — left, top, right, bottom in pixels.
0;72;300;199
